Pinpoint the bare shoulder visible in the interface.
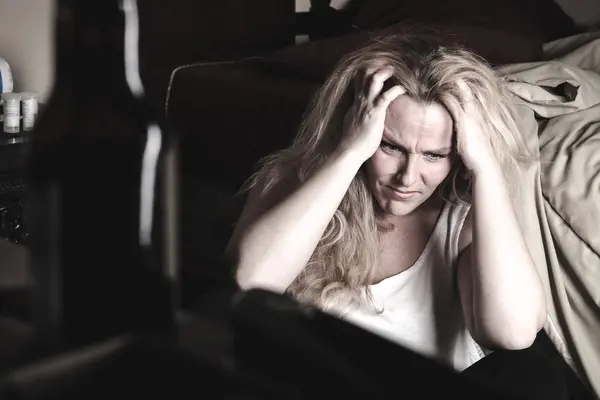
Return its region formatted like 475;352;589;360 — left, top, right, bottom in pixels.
457;205;473;256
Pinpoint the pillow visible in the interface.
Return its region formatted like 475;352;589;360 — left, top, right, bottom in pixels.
257;30;372;81
350;0;579;41
258;24;544;82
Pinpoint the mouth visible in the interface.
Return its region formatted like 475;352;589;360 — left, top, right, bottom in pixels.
385;186;420;200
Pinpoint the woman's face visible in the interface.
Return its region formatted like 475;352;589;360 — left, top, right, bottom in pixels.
364;96;455;217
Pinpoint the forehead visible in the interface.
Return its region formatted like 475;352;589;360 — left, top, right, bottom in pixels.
384;96;454;146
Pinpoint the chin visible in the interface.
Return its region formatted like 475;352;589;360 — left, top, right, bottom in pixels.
375;197;421;217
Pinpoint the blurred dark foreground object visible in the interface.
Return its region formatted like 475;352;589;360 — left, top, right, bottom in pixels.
0;335;236;399
0;288;527;399
231;290;526;399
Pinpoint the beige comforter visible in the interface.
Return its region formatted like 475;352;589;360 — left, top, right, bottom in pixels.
499;32;600;398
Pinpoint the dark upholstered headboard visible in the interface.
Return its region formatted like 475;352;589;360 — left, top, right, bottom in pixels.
138;0;297;115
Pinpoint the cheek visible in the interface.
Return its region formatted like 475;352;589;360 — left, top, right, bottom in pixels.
423;161;453;186
365;153;395;180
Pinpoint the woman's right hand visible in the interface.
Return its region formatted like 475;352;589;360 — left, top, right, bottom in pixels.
338;67;406;163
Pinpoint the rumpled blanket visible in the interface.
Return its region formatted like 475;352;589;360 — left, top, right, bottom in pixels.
499;31;600;398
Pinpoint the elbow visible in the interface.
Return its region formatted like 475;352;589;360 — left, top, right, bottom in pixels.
495;330;538;351
475;323;541;351
496;297;548;351
226;241;293;294
233;258;289;294
224;245;256;291
235;266;258;291
229;252;258;292
235;269;289;294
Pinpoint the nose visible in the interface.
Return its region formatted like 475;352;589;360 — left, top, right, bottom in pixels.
397;154;418;187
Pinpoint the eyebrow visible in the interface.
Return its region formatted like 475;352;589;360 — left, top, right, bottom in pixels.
382;135;452;154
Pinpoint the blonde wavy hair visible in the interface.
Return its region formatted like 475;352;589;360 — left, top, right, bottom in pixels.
241;33;533;311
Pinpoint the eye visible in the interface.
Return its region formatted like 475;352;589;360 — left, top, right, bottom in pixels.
380;141;402;153
424;153;448;162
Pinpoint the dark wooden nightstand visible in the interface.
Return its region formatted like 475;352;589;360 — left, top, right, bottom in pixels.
0;134;29;244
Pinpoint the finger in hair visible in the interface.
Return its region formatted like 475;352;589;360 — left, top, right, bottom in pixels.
367;67;395;103
376;85;406;109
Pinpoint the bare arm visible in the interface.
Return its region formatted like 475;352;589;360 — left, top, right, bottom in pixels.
226;149;364;293
457;161;546;350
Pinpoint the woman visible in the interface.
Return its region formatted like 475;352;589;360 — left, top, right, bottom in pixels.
225;33;576;398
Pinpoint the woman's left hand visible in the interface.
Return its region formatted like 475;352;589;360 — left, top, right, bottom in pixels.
446;81;499;174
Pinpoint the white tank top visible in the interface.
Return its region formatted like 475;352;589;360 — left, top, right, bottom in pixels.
331;201;486;371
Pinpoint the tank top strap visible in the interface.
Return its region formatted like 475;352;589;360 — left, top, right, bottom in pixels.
410;200;470;271
444;200;471;264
